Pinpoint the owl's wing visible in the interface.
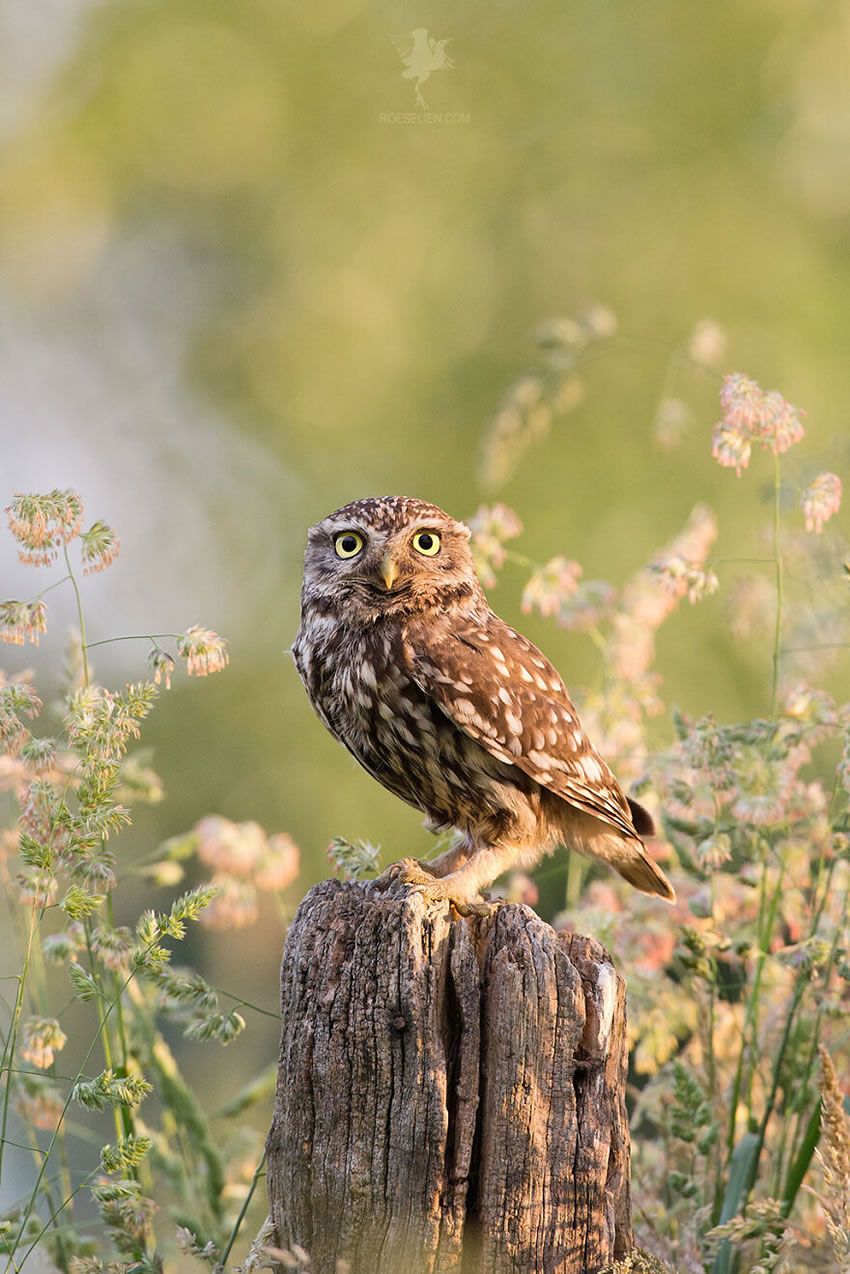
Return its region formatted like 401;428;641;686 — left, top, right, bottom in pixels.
404;615;640;841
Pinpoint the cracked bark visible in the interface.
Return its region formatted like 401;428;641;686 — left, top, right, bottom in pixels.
266;879;632;1274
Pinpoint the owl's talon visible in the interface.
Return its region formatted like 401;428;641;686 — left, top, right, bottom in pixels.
448;897;491;918
373;857;434;892
372;859;490;915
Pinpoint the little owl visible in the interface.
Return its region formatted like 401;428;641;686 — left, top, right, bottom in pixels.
293;496;675;910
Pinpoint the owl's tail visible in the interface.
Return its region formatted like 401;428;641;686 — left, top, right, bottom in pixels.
561;799;676;902
609;839;676;902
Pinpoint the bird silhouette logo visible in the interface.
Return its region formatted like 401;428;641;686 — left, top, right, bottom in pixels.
391;28;454;109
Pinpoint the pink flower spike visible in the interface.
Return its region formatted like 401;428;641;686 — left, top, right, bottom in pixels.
712;421;751;476
521;555;582;618
719;373;764;431
759;390;805;456
802;472;842;534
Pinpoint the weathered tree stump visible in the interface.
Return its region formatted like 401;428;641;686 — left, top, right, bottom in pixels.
266;879;632;1274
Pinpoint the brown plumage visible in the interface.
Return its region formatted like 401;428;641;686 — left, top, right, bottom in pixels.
293;496;675;909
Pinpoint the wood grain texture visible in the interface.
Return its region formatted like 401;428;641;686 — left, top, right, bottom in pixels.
266;879;632;1274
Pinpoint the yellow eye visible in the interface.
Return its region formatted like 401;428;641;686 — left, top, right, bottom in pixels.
412;530;441;557
334;531;364;559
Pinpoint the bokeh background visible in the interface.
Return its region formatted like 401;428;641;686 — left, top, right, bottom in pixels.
1;0;849;1255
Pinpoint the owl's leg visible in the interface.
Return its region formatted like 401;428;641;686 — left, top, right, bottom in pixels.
424;840;473;878
375;844;519;916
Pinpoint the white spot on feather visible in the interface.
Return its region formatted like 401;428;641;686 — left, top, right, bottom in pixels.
504;709;523;736
579;756;603;781
528;749;556;771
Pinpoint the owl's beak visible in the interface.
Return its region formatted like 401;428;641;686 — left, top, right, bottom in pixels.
378;554;398;591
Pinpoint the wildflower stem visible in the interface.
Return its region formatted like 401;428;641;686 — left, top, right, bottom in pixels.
771;452;783;715
33;575;73;601
502;549;538;570
217;989;279;1020
82;921;125;1148
217;1147;267;1268
4;939;162;1263
83;632;180;650
0;905;38;1190
739;974;807;1212
61;544;89;690
782;874;849;1201
726;854;783;1157
107;894;138;1150
779;641;850;655
18;1125;71;1274
14;1169;99;1273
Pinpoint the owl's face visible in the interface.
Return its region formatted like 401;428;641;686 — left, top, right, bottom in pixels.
301;496;482;617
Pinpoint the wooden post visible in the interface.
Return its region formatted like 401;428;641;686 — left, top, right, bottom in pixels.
266;879;633;1274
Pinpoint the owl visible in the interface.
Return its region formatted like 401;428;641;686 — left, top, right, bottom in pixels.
293;496;675;911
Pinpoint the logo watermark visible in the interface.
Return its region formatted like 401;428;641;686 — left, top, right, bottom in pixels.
381;28;470;124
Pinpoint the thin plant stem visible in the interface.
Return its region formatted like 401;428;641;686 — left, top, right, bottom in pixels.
745;856;785;1122
61;544;89;689
0;903;39;1189
771;452;783;715
705;867;722;1227
32;575;72;602
217;1148;267;1268
83;633;180;651
4;939;163;1267
19;1125;71;1274
779;642;850;656
726;852;783;1156
106;894;137;1149
740;975;807;1211
217;990;279;1020
14;1170;99;1273
81;920;124;1148
782;875;849;1190
23;898;76;1237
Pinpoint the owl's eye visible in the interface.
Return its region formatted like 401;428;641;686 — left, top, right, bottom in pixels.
334;531;364;559
412;530;441;557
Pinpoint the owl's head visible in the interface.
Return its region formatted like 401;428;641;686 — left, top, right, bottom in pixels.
301;496;483;616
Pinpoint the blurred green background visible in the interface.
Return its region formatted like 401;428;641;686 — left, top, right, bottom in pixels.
1;0;848;1238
